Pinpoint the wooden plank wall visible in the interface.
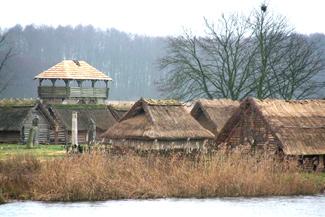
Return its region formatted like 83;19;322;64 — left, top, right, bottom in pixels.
22;109;50;144
38;86;107;98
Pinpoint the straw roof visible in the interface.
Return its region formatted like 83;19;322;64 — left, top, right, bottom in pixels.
0;106;33;131
34;60;112;81
191;99;240;135
101;98;215;140
218;97;325;155
50;105;117;131
107;103;133;121
0;98;37;107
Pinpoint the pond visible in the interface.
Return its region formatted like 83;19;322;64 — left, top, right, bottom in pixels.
0;195;324;217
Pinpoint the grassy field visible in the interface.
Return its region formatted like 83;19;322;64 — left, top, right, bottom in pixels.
0;144;66;160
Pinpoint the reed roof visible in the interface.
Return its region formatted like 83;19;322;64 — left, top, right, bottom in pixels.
191;99;240;135
107;104;133;121
0;106;32;131
34;60;112;81
218;98;325;155
101;98;215;140
50;105;117;131
0;98;37;107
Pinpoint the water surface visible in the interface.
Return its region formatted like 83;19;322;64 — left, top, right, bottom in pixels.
0;195;324;217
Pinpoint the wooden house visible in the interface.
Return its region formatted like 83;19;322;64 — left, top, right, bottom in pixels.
47;104;118;144
216;98;325;171
34;60;112;104
0;103;55;144
101;98;215;152
190;99;239;136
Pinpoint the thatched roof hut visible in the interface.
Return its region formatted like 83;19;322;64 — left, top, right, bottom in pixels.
101;98;215;151
190;99;239;136
0;103;54;144
48;104;117;143
216;97;325;170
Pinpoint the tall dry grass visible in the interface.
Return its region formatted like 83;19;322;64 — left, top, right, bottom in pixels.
0;153;324;201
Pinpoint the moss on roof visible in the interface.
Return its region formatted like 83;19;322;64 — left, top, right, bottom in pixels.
51;104;108;110
0;98;38;107
143;98;182;106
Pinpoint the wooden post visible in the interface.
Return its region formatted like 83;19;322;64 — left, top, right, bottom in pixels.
87;118;96;151
91;80;96;88
77;80;83;87
105;80;108;98
64;80;70;87
26;116;39;149
71;111;78;147
26;128;35;149
51;79;56;87
54;125;59;144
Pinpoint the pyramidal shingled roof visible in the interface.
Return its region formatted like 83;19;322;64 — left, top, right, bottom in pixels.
34;60;112;81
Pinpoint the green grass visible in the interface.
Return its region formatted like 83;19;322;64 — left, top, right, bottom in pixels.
303;172;325;186
0;144;66;160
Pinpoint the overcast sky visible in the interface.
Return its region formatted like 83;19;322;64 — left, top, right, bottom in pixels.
1;0;325;36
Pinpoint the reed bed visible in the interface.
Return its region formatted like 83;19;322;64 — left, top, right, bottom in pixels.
0;153;324;201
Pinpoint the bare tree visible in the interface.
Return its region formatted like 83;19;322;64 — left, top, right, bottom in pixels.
159;5;325;100
202;15;257;99
0;34;13;94
271;34;325;99
250;5;325;99
250;6;292;99
159;15;257;101
159;31;214;100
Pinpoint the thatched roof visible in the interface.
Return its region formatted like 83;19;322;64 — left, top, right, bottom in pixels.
34;60;112;81
217;97;325;155
191;99;240;135
0;106;33;131
49;105;117;131
0;98;38;107
101;98;215;140
107;103;133;121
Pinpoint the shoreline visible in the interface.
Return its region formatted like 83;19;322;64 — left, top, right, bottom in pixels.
1;193;325;205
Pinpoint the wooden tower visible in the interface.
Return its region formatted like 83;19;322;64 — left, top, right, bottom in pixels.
34;60;112;104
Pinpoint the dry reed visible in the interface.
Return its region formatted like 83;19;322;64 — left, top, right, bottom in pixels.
0;153;324;201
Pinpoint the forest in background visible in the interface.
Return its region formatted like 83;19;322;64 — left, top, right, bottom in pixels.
0;24;325;100
0;25;165;100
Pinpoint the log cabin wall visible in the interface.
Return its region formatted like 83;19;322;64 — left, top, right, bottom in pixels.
66;131;88;144
22;108;50;144
49;126;105;144
0;131;21;143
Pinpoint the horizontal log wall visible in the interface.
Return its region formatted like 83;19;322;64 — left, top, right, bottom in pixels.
0;132;21;143
38;86;108;99
24;110;50;144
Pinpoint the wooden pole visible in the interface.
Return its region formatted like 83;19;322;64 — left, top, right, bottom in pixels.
71;111;78;147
